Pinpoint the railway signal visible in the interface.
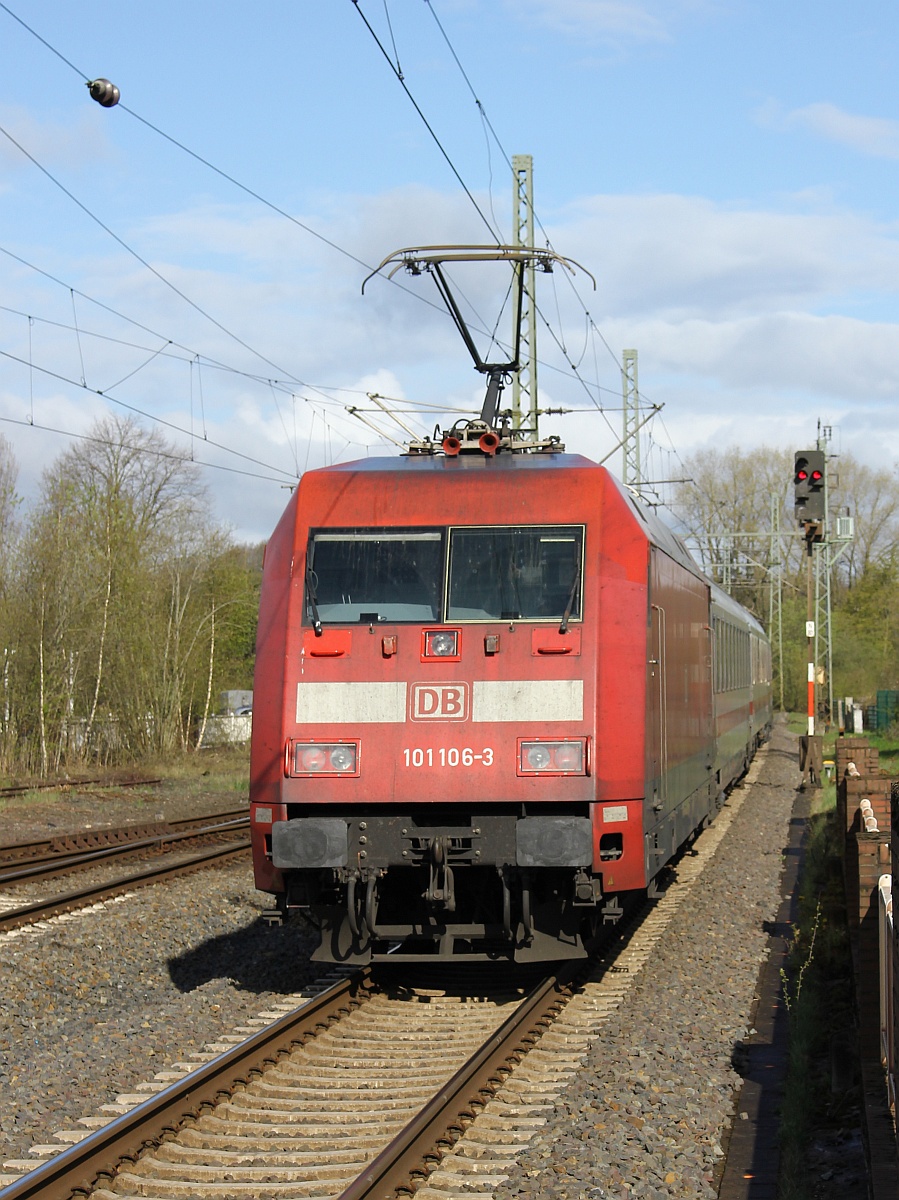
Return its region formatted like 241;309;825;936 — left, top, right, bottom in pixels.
794;449;825;525
795;447;826;782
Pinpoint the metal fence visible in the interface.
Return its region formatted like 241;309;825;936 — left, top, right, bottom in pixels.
880;873;895;1112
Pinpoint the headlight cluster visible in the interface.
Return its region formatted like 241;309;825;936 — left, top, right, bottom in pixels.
518;739;587;776
291;741;358;776
422;629;460;660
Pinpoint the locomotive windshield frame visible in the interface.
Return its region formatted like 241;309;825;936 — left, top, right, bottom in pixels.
304;523;584;625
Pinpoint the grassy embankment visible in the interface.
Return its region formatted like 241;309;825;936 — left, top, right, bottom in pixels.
0;744;251;818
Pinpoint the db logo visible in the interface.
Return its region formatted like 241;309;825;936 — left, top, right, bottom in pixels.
410;682;469;721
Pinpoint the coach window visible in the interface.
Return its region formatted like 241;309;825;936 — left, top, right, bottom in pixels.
722;624;728;690
446;525;584;622
305;529;444;623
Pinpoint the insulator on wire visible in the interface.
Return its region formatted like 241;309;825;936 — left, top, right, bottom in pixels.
87;78;120;108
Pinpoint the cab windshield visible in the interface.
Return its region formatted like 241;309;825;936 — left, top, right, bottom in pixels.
446;527;581;621
306;530;443;623
305;524;583;625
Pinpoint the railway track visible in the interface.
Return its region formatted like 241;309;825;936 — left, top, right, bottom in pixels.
0;808;248;865
0;967;547;1200
0;776;163;805
0;754;764;1200
0;812;250;933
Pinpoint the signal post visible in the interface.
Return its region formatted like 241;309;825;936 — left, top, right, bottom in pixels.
794;450;825;787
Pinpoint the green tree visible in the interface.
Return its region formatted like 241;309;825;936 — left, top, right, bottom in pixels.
834;554;899;693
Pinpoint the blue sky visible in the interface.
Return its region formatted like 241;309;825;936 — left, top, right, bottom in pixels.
1;0;898;540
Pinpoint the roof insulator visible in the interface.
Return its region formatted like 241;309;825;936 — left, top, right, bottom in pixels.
87;78;120;108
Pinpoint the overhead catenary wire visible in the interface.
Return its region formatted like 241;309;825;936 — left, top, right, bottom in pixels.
0;410;289;484
1;0;636;472
0;272;452;411
420;0;656;403
0;4;464;324
6;248;622;449
351;0;502;244
2;292;485;464
0;356;385;487
0;5;368;274
0;0;482;432
0;405;378;485
381;0;404;78
0;2;621;406
366;1;631;437
1;288;329;480
1;2;596;505
0;293;482;437
0;345;299;480
4;217;622;476
0;5;515;455
424;0;507;237
0;0;83;76
370;1;626;408
0;120;311;389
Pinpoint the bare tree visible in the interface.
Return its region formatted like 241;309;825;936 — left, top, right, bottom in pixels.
670;445;797;618
670;443;899;710
13;416;226;766
0;436;21;770
828;457;899;587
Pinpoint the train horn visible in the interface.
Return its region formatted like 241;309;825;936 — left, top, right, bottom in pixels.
478;431;500;456
442;436;462;456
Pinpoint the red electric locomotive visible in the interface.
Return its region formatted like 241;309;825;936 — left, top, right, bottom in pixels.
249;425;772;964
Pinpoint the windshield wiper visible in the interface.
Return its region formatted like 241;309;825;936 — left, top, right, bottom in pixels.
559;562;581;635
305;560;323;637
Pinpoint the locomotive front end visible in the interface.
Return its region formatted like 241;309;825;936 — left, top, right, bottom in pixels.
249;453;621;964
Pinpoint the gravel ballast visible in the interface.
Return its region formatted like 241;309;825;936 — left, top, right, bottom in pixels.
0;857;323;1170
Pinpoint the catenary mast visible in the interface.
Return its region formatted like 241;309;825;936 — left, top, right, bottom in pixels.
511;154;539;440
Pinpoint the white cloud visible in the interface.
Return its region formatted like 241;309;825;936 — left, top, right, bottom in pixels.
612;312;899;402
507;0;714;43
0;105;113;172
758;100;899;160
6;181;899;541
553;192;899;318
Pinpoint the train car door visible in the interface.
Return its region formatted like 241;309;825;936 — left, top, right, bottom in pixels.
647;600;666;816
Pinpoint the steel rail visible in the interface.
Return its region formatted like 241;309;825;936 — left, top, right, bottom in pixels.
0;776;163;802
0;970;372;1200
337;959;582;1200
0;818;249;886
0;840;250;932
0;808;248;863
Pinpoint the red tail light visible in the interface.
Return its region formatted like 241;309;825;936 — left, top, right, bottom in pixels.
518;739;588;776
290;742;359;777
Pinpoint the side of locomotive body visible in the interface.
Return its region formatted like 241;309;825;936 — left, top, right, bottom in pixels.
249;451;772;963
